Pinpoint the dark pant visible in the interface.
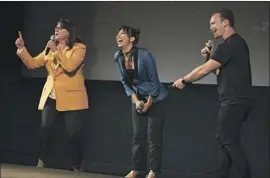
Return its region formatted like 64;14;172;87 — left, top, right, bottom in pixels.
216;103;252;178
40;98;85;168
131;99;166;174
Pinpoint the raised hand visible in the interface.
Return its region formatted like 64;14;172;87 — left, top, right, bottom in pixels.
15;31;25;49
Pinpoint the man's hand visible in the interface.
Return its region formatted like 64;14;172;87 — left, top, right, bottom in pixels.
201;46;211;58
172;78;185;89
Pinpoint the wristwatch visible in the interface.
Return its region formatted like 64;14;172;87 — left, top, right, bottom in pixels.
181;79;189;86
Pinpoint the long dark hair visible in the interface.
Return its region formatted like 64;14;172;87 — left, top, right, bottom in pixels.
116;25;140;45
56;18;83;49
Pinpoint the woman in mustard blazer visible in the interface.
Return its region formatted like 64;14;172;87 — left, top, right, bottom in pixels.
15;18;88;171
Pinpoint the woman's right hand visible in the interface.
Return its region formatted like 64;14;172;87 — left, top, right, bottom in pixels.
132;94;141;110
15;31;25;49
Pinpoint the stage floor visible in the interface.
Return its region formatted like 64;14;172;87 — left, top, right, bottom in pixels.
0;164;122;178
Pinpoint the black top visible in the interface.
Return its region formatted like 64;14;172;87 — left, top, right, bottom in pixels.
211;38;224;56
126;69;135;86
211;33;253;105
119;48;137;87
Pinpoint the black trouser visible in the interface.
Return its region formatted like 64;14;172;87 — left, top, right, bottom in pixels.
131;99;166;174
216;103;252;178
40;98;85;168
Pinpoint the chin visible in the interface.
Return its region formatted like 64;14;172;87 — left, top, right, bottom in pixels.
213;34;220;39
117;44;123;48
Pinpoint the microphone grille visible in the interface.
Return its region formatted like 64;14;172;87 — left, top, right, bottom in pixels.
50;35;55;41
206;40;213;47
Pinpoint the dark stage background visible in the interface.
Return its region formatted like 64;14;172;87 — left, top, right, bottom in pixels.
0;2;269;178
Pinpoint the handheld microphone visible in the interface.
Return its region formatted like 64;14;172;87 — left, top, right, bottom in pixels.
205;39;220;75
45;35;55;55
205;40;213;62
206;40;213;50
136;100;145;113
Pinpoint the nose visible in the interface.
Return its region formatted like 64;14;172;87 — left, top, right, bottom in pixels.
209;25;212;31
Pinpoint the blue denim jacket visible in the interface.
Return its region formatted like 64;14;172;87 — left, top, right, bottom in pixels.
114;47;168;103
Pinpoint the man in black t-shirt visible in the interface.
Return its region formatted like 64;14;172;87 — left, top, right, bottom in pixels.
173;8;252;178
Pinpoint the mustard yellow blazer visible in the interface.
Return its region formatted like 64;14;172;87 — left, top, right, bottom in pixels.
16;43;89;111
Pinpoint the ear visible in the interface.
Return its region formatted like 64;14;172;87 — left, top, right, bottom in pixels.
130;36;135;43
223;19;229;27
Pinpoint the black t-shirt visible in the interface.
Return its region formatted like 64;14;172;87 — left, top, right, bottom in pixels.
211;33;253;105
211;38;224;56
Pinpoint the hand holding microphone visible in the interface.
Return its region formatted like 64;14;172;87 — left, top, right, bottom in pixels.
202;39;220;75
46;35;57;55
201;46;210;58
136;100;145;113
201;40;213;61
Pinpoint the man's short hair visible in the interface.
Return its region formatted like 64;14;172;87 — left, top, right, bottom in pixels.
213;8;235;28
